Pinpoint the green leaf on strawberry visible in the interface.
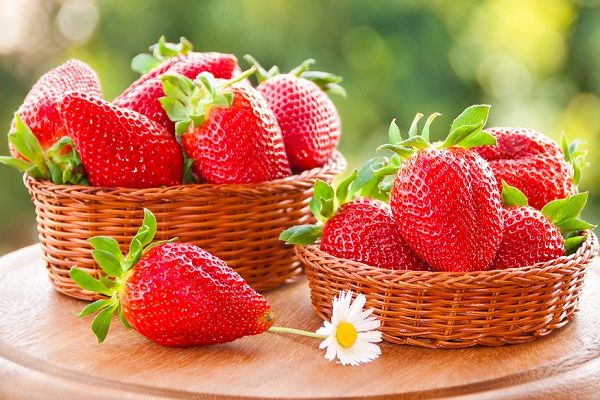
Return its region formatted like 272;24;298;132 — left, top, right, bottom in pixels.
501;182;595;254
244;55;346;97
376;104;496;176
279;224;324;245
501;181;528;207
159;69;255;136
561;132;588;185
131;36;193;74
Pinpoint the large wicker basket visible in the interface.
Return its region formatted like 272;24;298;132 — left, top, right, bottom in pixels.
297;230;599;348
25;152;346;301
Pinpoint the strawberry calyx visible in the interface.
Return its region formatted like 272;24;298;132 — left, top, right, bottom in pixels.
131;35;193;74
561;132;588;185
159;68;254;183
500;182;596;254
159;68;255;136
279;169;359;245
70;209;175;343
244;54;346;97
0;114;87;185
370;105;496;196
378;104;495;159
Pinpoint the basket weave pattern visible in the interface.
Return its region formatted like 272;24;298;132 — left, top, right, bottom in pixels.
26;152;346;301
298;231;599;348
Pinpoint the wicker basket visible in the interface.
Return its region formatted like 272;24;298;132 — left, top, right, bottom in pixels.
25;152;346;301
297;230;599;348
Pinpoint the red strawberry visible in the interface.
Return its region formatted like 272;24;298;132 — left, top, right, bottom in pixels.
246;56;343;170
115;53;239;133
70;210;274;346
115;37;238;133
491;182;594;269
473;127;578;209
280;174;427;271
159;70;291;183
382;106;503;272
321;198;427;270
9;59;102;156
1;60;101;184
59;92;183;188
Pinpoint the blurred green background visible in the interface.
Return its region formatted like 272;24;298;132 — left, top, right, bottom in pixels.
0;0;599;254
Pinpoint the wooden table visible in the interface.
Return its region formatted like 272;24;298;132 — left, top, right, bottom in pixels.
0;245;599;399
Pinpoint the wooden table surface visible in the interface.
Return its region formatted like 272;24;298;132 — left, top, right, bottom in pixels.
0;245;599;400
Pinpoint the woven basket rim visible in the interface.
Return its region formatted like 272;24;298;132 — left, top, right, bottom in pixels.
297;230;599;285
24;151;346;196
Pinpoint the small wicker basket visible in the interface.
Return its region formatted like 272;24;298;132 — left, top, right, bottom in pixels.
25;152;346;301
298;230;599;348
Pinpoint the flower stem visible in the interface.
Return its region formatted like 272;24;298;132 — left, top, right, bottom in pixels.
268;326;327;339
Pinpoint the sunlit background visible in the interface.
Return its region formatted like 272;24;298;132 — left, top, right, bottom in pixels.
0;0;599;254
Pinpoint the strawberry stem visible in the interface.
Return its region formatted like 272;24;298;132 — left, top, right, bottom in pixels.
267;326;327;339
219;66;256;88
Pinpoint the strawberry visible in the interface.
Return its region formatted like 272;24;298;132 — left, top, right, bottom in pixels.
491;182;595;269
281;173;427;271
70;209;274;346
59;92;183;188
245;56;343;170
159;70;291;183
10;59;102;154
115;37;238;133
473;127;581;209
0;59;102;184
380;105;503;272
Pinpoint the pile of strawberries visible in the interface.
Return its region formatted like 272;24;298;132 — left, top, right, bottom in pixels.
283;105;595;272
1;37;343;188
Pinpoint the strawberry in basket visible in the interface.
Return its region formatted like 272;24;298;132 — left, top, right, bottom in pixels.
59;92;183;188
159;69;291;183
491;182;595;269
378;105;504;272
280;172;427;270
473;127;584;209
245;55;343;171
70;209;274;346
114;36;239;134
0;60;102;184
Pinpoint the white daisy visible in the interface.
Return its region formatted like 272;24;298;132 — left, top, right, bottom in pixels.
268;290;382;366
315;291;382;366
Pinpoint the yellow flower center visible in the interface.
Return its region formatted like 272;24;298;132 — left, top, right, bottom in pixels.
335;322;358;348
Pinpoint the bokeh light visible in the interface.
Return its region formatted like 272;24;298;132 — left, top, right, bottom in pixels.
0;0;598;253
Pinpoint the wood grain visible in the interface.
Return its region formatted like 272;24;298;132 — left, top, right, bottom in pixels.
0;245;599;400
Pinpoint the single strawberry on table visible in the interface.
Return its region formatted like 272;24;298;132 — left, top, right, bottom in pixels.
490;182;595;270
159;69;291;183
379;105;503;272
280;171;427;271
114;36;239;134
245;55;343;171
0;59;102;184
70;209;275;346
473;127;582;209
59;92;183;188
